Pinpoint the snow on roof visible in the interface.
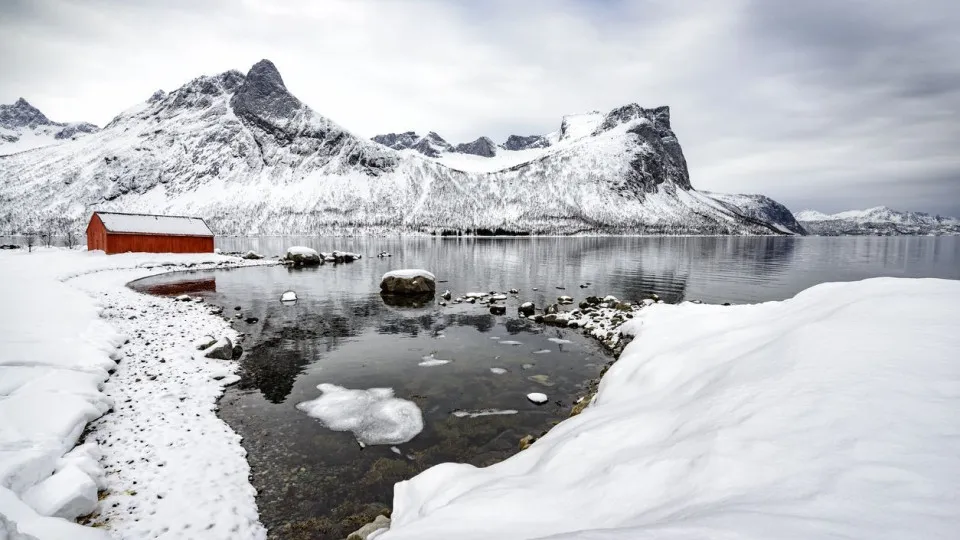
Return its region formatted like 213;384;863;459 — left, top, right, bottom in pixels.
94;212;214;237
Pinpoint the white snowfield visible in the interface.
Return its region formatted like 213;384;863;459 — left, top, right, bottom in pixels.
382;278;960;540
0;248;268;540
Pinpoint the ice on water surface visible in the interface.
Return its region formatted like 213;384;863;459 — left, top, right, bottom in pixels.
296;384;424;445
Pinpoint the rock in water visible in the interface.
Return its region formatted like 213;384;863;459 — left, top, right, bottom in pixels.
518;302;535;316
280;290;297;303
490;305;506;315
203;337;234;360
283;246;321;266
380;269;436;295
242;250;263;260
527;392;548;404
441;290;452;300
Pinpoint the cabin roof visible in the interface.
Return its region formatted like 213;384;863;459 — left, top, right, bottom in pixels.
93;211;214;237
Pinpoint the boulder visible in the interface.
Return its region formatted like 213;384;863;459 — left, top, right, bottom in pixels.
519;434;536;450
585;296;602;305
558;296;574;305
441;290;452;300
242;250;263;260
490;305;506;315
280;290;297;303
380;269;436;295
283;246;321;266
203;337;234;360
346;514;391;540
527;392;548;404
231;344;244;359
545;303;559;315
518;302;535;316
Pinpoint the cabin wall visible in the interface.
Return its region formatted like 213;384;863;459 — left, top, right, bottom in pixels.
86;214;108;252
104;234;214;255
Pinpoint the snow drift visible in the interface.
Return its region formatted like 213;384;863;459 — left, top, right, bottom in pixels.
0;60;804;236
381;278;960;540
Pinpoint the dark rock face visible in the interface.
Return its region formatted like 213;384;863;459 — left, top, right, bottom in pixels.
372;131;421;150
454;136;497;157
0;98;53;129
503;135;551;151
412;132;453;157
55;122;99;140
230;60;302;122
229;59;398;176
589;104;692;193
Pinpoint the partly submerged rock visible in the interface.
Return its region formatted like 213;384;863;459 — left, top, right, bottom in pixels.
490;305;506;315
380;269;436;295
241;250;263;260
280;290;297;303
283;246;321;266
518;302;535;316
203;336;234;360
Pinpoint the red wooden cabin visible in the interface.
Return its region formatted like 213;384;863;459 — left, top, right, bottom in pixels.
86;211;215;254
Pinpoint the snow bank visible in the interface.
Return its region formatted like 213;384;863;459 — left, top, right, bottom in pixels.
0;248;269;539
297;384;424;446
382;278;960;540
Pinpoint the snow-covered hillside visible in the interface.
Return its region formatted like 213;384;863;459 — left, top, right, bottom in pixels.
0;60;804;236
797;207;960;235
0;99;98;156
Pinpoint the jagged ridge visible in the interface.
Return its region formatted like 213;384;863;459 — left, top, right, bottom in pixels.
0;59;805;236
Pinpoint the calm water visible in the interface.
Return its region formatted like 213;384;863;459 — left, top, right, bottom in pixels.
129;236;959;539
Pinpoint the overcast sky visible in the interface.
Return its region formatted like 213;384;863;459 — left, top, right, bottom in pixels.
2;0;959;215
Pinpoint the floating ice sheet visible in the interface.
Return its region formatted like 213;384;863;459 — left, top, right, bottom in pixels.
296;384;424;445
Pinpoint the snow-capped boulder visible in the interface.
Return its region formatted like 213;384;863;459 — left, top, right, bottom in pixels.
380;269;436;295
202;336;234;360
527;392;548;405
490;305;506;315
283;246;321;266
241;250;263;260
280;290;297;303
518;302;535;316
441;290;451;300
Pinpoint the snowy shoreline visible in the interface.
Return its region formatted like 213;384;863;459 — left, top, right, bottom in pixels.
0;249;274;539
378;278;960;539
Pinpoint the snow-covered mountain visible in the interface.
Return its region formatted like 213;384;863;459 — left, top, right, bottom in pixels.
0;59;805;236
0;98;99;155
797;207;960;235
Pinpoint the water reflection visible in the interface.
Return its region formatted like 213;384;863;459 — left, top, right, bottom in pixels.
127;236;960;539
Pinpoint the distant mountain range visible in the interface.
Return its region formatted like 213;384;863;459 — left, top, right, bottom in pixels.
0;59;807;235
0;98;99;155
797;207;960;236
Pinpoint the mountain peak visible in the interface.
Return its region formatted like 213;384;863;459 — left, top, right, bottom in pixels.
1;98;53;129
454;136;497;157
231;59;301;123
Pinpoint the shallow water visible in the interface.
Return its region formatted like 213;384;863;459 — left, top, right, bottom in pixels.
130;236;960;538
